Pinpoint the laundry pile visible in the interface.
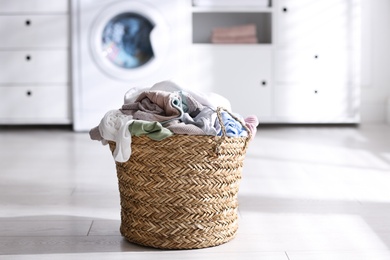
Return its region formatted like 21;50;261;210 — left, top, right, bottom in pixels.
211;23;258;44
89;81;258;162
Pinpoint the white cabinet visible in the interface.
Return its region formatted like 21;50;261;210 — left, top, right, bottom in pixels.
189;0;360;123
0;0;71;124
273;0;360;123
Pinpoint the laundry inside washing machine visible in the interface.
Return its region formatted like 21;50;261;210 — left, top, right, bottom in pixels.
101;13;154;69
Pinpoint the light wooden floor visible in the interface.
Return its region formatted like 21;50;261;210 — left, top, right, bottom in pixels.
1;124;390;259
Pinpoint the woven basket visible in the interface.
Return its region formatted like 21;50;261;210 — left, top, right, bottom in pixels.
108;107;251;249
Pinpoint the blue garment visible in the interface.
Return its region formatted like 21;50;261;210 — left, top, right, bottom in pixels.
216;111;248;138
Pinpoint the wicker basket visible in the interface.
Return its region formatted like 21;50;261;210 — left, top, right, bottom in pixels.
108;107;251;249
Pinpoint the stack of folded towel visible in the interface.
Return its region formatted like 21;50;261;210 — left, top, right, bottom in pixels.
211;23;258;44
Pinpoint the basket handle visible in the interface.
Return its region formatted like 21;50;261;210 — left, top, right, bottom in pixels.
215;107;252;154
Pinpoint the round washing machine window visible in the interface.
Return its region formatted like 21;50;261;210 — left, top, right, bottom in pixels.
90;1;171;81
102;13;154;69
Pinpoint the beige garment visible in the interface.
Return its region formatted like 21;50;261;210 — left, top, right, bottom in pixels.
121;91;182;123
165;120;206;136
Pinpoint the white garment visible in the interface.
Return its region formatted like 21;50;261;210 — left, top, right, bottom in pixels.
98;110;134;162
123;86;149;104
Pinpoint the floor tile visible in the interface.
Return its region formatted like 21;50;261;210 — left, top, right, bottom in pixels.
286;250;390;260
0;220;92;237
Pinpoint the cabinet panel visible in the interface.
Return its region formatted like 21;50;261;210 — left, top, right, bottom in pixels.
276;0;351;48
274;83;355;121
0;50;69;84
275;49;350;84
191;46;272;118
0;86;70;122
0;15;68;48
0;0;68;13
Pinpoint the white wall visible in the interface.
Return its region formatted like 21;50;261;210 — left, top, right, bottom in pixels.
361;0;390;123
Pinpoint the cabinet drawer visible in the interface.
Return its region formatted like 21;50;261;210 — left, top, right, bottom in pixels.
0;0;68;13
274;49;350;84
276;0;351;48
191;45;273;117
0;86;70;122
0;15;68;48
0;50;68;84
274;83;352;120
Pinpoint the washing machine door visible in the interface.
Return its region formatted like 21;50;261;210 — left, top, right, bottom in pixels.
90;1;170;81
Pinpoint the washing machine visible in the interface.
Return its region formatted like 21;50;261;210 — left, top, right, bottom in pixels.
71;0;190;131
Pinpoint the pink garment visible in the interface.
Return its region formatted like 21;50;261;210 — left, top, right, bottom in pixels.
212;24;257;38
211;36;258;44
244;115;259;140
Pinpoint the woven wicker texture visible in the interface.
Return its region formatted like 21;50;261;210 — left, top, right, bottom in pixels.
109;108;250;249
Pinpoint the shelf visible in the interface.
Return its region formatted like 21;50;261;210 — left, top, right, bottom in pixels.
192;6;272;13
192;0;272;11
192;12;272;44
191;44;273;50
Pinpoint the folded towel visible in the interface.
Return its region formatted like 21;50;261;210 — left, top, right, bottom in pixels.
211;35;258;44
212;24;257;38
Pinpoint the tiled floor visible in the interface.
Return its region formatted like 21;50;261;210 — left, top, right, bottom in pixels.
1;124;390;259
